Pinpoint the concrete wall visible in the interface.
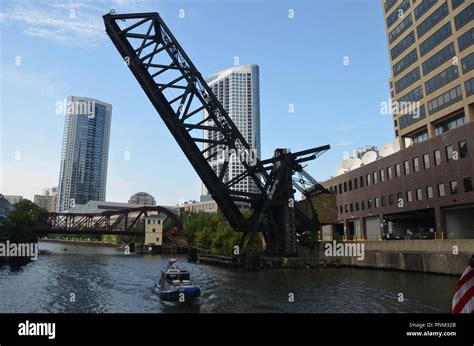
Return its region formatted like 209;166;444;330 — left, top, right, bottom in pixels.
317;240;474;275
360;239;474;253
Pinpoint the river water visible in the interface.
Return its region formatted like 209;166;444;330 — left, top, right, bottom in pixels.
0;241;458;313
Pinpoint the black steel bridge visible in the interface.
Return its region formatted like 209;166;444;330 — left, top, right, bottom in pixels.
35;11;334;257
99;11;334;257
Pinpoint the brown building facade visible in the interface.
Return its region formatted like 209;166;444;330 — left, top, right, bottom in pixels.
322;122;473;240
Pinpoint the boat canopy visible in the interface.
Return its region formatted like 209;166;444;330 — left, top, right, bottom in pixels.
164;270;190;282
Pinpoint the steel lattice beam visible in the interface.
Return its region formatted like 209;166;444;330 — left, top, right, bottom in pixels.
103;12;273;232
103;12;332;256
42;207;183;241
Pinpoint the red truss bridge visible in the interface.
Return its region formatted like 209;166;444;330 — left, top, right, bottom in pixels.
40;206;187;248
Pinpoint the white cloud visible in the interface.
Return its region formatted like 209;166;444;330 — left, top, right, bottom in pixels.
2;4;103;47
0;0;156;47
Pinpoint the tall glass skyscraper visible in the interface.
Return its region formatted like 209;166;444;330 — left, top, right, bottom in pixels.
202;64;261;197
57;96;112;211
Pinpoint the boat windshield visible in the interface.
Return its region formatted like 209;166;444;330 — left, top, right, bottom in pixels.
165;273;190;282
165;274;178;282
178;273;190;280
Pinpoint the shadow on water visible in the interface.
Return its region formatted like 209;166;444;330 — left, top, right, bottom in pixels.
2;257;33;272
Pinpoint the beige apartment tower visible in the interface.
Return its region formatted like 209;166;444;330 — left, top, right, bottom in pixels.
383;0;473;149
319;2;473;242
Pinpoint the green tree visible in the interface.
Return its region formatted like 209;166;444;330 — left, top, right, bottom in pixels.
194;225;214;249
181;211;220;245
180;209;264;255
6;199;48;243
210;220;241;255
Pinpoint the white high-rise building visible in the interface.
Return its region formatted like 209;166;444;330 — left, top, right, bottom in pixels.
57;96;112;212
202;64;261;197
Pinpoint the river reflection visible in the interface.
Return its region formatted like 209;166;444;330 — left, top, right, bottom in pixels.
0;241;458;313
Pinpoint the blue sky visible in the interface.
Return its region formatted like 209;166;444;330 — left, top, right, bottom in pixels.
0;0;394;205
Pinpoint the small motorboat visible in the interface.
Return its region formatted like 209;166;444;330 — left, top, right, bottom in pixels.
153;259;201;302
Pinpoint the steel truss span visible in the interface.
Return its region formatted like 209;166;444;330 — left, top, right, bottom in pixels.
103;12;331;256
46;206;183;239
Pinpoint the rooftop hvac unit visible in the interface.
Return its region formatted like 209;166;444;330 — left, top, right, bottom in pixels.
335;165;349;176
349;157;362;170
341;158;358;169
379;142;395;157
361;150;378;165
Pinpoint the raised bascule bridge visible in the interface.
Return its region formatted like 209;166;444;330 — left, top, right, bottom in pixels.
40;11;336;258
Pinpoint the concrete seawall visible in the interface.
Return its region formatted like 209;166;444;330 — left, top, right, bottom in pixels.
316;240;474;275
193;240;473;275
